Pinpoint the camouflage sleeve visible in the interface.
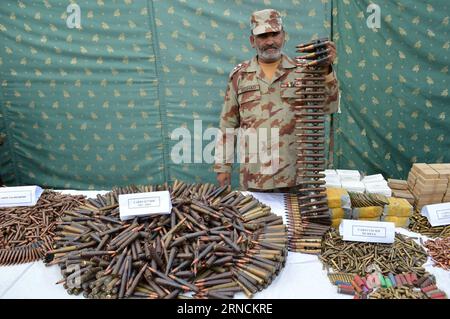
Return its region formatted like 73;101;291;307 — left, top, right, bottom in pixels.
323;66;340;114
213;78;240;173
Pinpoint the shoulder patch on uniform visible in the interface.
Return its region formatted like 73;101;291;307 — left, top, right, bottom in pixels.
229;61;248;79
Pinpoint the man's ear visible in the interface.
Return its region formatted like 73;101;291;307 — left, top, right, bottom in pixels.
249;34;255;48
281;30;286;42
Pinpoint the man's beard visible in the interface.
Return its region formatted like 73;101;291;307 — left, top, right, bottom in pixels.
256;45;283;62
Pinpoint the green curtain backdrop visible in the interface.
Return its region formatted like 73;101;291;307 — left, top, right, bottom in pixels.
0;0;165;189
332;0;449;178
1;1;448;189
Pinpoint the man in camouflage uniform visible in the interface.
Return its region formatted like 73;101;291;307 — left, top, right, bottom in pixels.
214;9;339;192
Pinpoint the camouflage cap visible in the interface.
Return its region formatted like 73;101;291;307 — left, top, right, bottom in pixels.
251;9;283;35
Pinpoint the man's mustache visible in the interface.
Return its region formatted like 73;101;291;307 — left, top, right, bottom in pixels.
262;45;280;51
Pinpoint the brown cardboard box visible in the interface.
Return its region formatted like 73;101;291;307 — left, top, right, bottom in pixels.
413;181;447;194
438;170;450;178
388;179;408;190
428;163;447;170
415;197;444;206
443;189;450;202
407;163;450;209
407;171;417;190
415;176;448;186
411;164;440;179
392;189;414;200
412;188;444;201
421;170;440;179
428;164;450;178
411;163;430;174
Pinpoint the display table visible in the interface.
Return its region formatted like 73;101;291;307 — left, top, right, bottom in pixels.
1;191;448;299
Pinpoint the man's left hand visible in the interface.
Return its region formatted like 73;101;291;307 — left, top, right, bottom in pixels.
326;41;336;65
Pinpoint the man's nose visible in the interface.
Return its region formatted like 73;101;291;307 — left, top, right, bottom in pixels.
265;37;274;45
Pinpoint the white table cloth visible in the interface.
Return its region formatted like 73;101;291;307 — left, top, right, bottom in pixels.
1;191;448;299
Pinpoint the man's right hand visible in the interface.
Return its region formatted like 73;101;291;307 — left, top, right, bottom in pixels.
217;173;231;186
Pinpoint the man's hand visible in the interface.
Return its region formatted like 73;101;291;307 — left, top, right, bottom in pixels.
217;173;231;187
326;41;337;65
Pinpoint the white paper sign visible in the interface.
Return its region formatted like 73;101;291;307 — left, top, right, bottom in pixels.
119;191;172;221
339;219;395;244
421;202;450;227
0;186;44;207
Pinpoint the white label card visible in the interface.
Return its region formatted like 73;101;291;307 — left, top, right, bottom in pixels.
119;191;172;221
421;202;450;227
339;219;395;244
0;186;43;207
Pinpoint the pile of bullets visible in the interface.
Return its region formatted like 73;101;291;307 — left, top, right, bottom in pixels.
348;192;389;207
46;181;288;299
0;190;86;265
285;194;329;254
409;211;450;238
368;286;426;299
329;271;447;299
424;237;450;270
286;38;332;254
327;272;356;286
320;229;428;276
367;273;447;299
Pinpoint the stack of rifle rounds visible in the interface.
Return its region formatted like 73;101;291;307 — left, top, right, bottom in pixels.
47;182;288;299
286;38;332;254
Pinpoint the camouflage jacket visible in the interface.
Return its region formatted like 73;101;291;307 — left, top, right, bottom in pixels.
214;54;339;190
